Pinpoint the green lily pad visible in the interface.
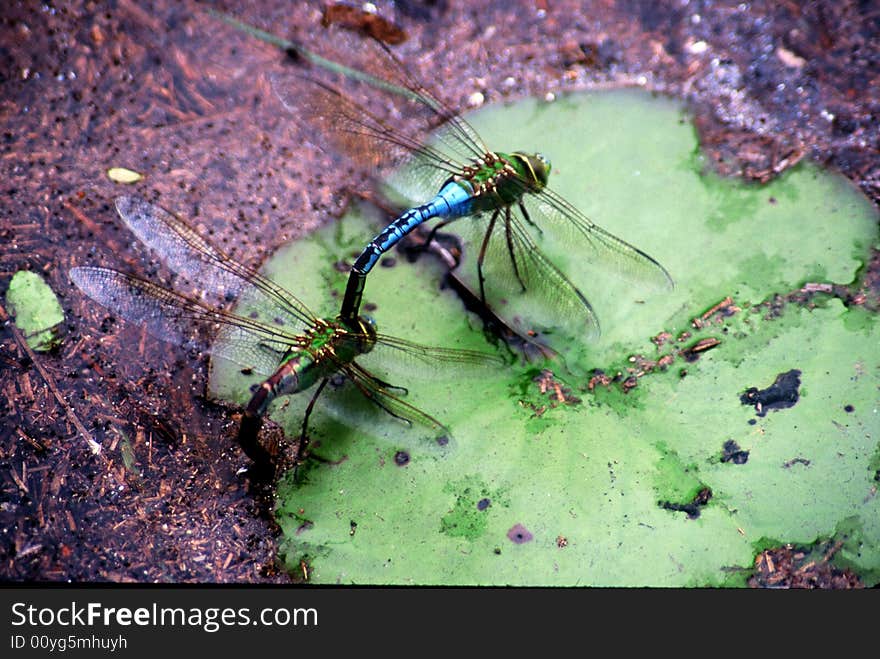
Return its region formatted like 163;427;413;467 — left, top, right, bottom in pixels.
208;88;878;585
6;270;65;351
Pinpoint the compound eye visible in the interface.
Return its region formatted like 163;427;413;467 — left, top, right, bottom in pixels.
358;315;377;334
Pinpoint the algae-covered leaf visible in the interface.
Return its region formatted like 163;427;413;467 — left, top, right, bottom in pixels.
6;270;65;351
209;88;878;585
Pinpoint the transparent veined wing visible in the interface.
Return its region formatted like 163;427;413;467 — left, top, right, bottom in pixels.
521;186;674;290
70;266;297;377
115;195;318;338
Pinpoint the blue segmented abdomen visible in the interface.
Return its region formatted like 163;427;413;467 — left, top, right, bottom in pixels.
353;180;474;274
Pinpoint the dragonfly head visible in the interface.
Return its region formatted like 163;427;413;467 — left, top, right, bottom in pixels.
352;314;378;354
512;152;552;191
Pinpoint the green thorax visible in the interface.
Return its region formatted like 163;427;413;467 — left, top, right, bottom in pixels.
278;316;377;390
455;151;552;211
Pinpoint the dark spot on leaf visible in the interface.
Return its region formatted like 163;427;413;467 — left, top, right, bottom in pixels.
721;439;749;464
394;450;409;466
740;369;802;417
783;457;811;469
363;302;377;312
844;404;854;413
477;498;490;511
380;257;396;268
507;523;533;544
436;435;449;447
747;418;757;425
659;487;712;519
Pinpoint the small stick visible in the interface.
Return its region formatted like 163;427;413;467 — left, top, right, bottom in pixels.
1;302;105;459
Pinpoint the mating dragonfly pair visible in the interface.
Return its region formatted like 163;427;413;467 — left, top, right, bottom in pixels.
71;16;671;477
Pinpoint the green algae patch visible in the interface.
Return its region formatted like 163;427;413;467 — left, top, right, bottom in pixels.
5;271;64;351
208;88;878;585
440;477;508;541
652;443;708;514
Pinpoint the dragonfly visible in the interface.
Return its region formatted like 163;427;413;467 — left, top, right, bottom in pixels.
249;14;674;339
70;195;501;476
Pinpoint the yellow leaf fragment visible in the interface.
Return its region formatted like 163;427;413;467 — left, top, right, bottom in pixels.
107;167;144;184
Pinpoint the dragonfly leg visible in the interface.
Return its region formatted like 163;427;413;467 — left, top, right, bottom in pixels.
476;209;500;305
295;377;330;467
415;218;470;271
362;372;408;395
366;396;413;425
347;374;414;426
422;219;454;252
518;200;544;236
504;208;528;293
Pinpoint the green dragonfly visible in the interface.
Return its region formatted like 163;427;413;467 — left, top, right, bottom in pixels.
70;195;501;475
253;16;673;338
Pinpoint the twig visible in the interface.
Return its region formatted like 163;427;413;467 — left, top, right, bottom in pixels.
1;302;105;459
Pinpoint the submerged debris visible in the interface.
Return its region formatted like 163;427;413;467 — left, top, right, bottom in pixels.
587;369;614;391
659;487;713;519
533;369;581;405
321;3;407;45
651;331;674;348
740;369;802;417
721;439;749;465
680;337;722;362
692;296;741;329
750;542;863;589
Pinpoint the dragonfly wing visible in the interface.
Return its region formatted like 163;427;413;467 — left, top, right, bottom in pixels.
445;209;602;338
372;333;505;366
114;195;317;335
523;187;674;290
271;22;493;202
271;71;457;205
351;331;506;390
70;266;294;376
341;360;449;433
